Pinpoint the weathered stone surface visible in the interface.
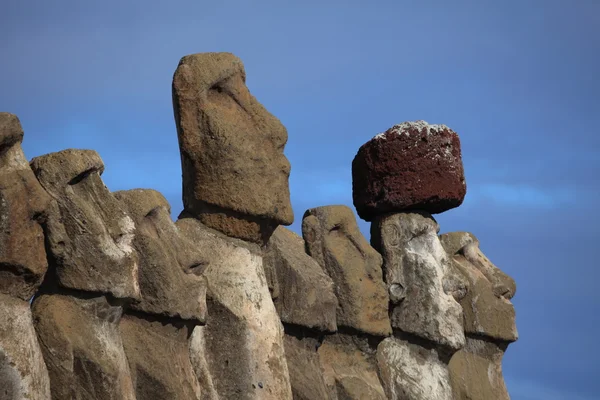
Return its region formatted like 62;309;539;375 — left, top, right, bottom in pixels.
377;337;453;400
318;334;387;400
32;293;135;400
0;113;51;300
120;315;202;400
0;293;51;400
440;232;518;342
264;226;337;332
114;189;208;322
371;212;465;350
302;206;391;337
352;121;466;221
189;327;220;400
449;338;510;400
283;334;330;400
173;52;293;243
177;217;292;399
30;149;140;300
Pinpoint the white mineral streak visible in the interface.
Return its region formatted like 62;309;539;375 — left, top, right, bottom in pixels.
97;215;140;298
374;120;451;140
377;337;453;400
99;215;136;261
116;215;136;255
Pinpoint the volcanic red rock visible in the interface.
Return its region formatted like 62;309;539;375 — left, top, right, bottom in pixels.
352;121;466;221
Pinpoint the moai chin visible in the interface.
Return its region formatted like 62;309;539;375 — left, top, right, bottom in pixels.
172;52;294;244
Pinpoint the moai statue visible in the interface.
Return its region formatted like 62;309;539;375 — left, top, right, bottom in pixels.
30;149;139;400
114;189;209;400
0;113;52;399
172;52;293;245
302;205;391;337
172;52;293;399
302;205;391;400
353;121;468;400
440;232;518;400
263;226;338;400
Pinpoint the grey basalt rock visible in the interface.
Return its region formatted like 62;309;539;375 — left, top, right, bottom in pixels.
30;149;140;300
264;226;337;332
371;211;465;351
302;205;391;337
173;52;293;244
0;112;52;300
178;217;292;400
32;293;136;400
0;293;51;400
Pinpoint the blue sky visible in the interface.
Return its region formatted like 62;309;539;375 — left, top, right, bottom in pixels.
2;1;598;398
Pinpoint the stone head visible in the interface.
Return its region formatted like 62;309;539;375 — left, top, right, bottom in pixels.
172;52;293;243
371;211;465;350
30;149;140;300
0;113;52;300
114;189;208;324
302;205;391;337
440;232;518;342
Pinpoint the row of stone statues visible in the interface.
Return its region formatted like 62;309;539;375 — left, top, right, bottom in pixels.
0;52;517;400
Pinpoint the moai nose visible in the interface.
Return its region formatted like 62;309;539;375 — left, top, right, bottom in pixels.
493;283;514;300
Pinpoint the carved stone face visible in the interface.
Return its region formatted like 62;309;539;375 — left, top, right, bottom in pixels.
371;212;465;350
114;189;208;324
30;150;140;300
302;205;391;337
173;52;293;243
439;232;518;342
0;113;51;300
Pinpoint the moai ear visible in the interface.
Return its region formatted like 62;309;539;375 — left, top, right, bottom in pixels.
302;214;325;267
